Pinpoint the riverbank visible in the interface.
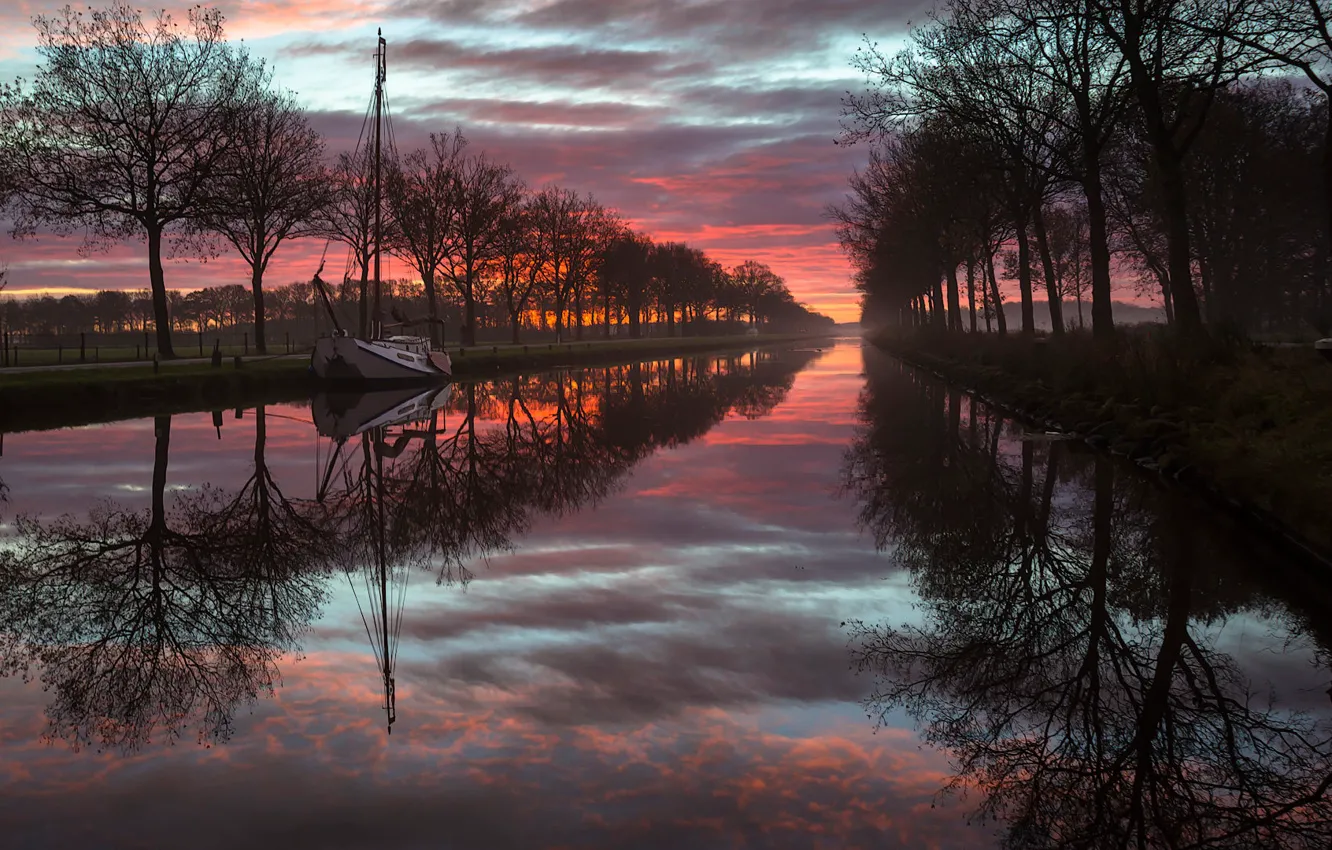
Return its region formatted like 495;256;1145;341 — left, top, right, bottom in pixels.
0;333;826;433
870;328;1332;562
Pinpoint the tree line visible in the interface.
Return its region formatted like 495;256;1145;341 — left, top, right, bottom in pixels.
0;258;828;346
0;3;830;356
834;0;1332;339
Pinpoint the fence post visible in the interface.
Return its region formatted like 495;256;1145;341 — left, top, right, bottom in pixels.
198;330;203;357
144;330;149;358
58;344;63;364
243;333;248;356
80;332;86;363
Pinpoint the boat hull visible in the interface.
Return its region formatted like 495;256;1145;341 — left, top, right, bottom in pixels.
310;336;451;384
312;384;453;439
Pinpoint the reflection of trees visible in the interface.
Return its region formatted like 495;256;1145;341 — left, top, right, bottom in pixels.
0;346;818;747
844;350;1332;848
0;414;332;752
317;347;820;585
307;346;818;730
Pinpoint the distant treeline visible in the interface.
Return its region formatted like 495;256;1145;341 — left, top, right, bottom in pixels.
833;0;1332;339
0;3;831;356
0;267;832;347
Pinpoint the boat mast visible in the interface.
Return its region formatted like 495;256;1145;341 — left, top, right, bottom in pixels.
372;30;386;340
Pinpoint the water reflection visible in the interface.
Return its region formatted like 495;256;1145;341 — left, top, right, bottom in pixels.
0;348;815;752
844;350;1332;847
0;414;330;752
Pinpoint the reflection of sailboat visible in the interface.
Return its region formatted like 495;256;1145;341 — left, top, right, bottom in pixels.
312;384;453;439
351;436;403;735
314;383;447;734
309;31;451;384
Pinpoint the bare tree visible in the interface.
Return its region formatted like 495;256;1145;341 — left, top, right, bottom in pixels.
443;147;524;346
601;230;654;339
493;200;544;344
1201;0;1332;310
203;88;326;353
1083;0;1257;334
388;131;463;346
0;4;258;357
320;151;377;337
528;186;605;343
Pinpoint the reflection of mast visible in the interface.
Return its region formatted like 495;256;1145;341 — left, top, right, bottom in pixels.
317;422;409;736
353;428;403;734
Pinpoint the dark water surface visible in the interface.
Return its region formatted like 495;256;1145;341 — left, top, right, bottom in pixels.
1;341;1329;848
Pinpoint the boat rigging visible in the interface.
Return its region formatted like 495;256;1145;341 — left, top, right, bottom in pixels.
309;31;452;384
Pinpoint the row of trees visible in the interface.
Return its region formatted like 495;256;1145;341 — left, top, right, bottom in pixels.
835;0;1332;338
0;4;830;356
0;252;828;344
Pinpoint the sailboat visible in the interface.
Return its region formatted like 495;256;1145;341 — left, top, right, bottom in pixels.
310;31;452;384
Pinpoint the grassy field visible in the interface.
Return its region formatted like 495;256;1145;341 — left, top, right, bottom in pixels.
1;342;307;367
0;333;827;432
871;326;1332;560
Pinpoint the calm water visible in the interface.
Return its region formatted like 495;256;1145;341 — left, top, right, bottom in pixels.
1;340;1330;848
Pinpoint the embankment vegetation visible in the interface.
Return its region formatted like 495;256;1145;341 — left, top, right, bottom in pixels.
874;327;1332;559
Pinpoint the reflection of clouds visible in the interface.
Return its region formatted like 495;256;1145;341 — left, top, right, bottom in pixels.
1;343;966;845
1;661;969;849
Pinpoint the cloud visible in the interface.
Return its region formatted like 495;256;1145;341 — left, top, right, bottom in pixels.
0;0;889;321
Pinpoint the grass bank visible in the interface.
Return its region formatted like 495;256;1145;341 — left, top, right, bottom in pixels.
871;327;1332;561
0;333;825;433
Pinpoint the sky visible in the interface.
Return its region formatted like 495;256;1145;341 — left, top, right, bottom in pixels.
0;0;932;322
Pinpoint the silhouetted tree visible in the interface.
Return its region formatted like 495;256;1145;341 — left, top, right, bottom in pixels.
202;88;327;353
0;4;259;357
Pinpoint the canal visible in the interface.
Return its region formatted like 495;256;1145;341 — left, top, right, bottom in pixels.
1;339;1329;847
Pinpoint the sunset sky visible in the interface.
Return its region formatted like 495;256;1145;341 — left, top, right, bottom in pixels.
0;0;930;322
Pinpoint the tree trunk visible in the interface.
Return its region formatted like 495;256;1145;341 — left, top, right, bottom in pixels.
628;294;642;339
987;246;1008;335
510;311;522;344
463;283;477;346
981;267;993;333
966;260;977;333
1014;213;1036;336
1031;204;1064;336
1154;148;1204;334
147;223;175;357
946;264;963;333
574;290;585;341
931;276;946;328
251;263;267;354
1083;154;1116;340
423;270;441;346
